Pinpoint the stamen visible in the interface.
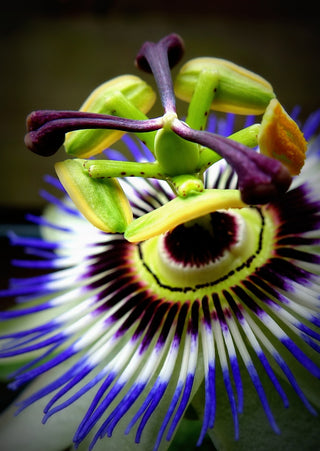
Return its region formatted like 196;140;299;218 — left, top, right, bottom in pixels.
258;99;307;175
25;110;163;157
135;34;184;113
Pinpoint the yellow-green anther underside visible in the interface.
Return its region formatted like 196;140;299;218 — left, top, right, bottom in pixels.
124;188;246;242
174;57;275;115
64;75;156;158
55;159;133;233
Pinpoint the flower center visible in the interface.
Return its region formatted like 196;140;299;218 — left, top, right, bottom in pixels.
162;211;240;266
138;207;266;290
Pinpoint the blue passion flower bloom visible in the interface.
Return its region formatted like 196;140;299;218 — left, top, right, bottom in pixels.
1;34;320;450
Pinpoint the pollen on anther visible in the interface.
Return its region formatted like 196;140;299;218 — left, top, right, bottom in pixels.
258;99;307;175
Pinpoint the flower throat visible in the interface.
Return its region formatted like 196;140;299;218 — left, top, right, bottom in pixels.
137;206;267;292
163;211;238;267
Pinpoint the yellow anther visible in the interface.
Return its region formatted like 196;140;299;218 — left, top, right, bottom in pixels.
258;99;307;175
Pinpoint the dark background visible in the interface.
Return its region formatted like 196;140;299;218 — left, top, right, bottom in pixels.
0;0;319;213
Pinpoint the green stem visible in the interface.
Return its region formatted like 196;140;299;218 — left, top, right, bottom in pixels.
186;69;219;131
83;159;165;180
197;147;222;173
196;123;261;173
229;123;261;148
104;91;157;153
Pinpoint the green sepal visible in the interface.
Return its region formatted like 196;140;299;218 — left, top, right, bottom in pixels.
175;57;275;115
64;75;156;158
55;159;133;233
125;188;245;242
